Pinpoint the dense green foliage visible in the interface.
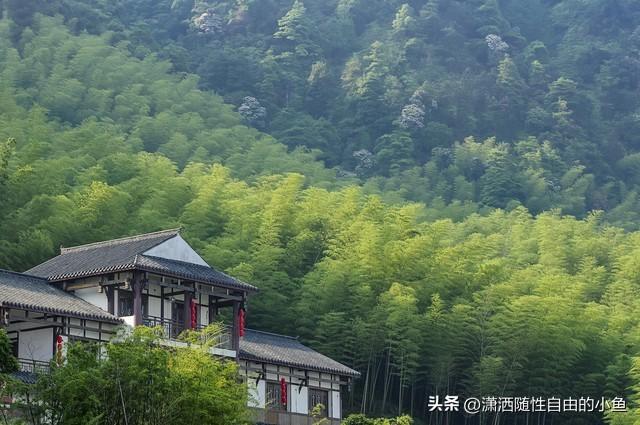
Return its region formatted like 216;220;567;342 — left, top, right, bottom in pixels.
343;414;413;425
607;358;640;425
18;0;640;223
0;327;17;425
0;329;18;374
9;327;249;425
1;1;640;424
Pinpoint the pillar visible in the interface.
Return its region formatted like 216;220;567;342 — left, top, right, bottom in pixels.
232;300;240;351
184;289;193;330
208;295;218;324
132;273;144;326
105;286;115;315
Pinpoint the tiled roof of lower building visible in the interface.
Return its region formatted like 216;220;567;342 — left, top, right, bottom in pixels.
239;329;360;377
0;269;121;323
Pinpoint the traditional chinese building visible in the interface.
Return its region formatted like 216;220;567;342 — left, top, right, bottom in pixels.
0;229;359;424
0;269;121;377
241;329;359;425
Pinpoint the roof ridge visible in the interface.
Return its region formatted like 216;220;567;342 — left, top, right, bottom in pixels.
0;268;47;281
246;328;299;340
60;228;181;254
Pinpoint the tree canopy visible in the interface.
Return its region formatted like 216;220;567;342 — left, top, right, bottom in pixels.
9;327;249;425
1;1;640;424
14;0;640;225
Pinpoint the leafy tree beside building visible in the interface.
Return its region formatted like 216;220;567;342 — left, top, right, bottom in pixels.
10;327;249;425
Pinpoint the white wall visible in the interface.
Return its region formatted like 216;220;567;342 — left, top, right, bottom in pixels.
144;284;175;321
166;299;174;320
240;361;349;417
291;386;308;415
331;391;341;419
200;304;208;325
143;235;209;266
18;328;53;362
248;380;266;408
122;316;136;328
65;318;108;341
74;287;108;311
148;295;161;317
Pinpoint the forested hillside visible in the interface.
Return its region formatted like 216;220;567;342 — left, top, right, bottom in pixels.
2;1;640;424
15;0;640;225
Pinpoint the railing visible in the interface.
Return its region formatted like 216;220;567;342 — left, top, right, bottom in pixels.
204;325;233;351
17;358;51;375
143;315;185;339
142;316;233;350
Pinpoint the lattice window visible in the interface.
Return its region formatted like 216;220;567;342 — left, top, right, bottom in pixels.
308;388;329;417
266;382;287;411
117;291;148;317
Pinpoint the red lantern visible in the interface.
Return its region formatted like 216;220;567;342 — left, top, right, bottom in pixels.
238;307;246;337
280;378;287;407
190;299;197;329
56;335;63;366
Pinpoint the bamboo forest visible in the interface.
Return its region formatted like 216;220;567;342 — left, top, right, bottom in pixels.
2;0;640;424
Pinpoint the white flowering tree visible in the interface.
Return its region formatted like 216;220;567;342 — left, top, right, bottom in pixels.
238;96;267;128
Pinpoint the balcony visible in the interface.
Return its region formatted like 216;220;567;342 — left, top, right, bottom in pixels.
141;315;234;351
143;315;192;339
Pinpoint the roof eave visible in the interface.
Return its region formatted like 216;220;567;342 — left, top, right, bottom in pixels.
0;301;123;325
238;352;360;378
46;263;259;294
133;263;259;293
44;263;137;283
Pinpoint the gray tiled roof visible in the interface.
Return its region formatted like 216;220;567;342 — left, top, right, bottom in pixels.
239;329;360;377
27;229;181;281
135;255;257;292
0;269;121;323
26;230;257;292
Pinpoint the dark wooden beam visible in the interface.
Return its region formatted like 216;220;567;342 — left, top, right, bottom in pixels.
105;286;115;315
156;280;195;293
8;315;117;335
160;286;165;321
8;324;59;333
66;281;100;291
184;287;193;330
232;300;240;351
9;316;53;325
208;295;217;324
0;308;7;329
213;299;235;309
52;326;57;359
99;281;127;288
133;272;144;326
197;285;244;301
242;365;347;387
144;276;245;301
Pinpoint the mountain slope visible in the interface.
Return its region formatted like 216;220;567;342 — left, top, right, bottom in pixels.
26;0;640;226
